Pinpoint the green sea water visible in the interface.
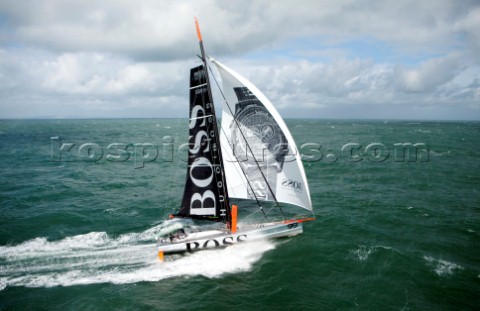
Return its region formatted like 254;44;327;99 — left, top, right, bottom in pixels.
0;119;479;310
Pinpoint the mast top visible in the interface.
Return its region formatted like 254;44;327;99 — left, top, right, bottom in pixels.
194;17;203;42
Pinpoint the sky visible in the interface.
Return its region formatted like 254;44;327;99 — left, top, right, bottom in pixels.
0;0;479;120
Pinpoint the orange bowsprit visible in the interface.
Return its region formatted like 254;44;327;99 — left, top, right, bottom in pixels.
231;204;238;233
194;17;203;42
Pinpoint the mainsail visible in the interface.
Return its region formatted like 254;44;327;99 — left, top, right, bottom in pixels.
176;65;230;222
213;59;312;211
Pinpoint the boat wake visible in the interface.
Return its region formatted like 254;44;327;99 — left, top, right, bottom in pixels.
0;225;276;290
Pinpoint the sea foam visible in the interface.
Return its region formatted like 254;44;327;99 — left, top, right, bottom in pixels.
423;256;463;277
0;225;276;289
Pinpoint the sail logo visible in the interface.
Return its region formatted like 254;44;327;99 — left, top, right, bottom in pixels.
281;178;303;192
194;87;207;94
186;234;247;251
188;104;217;216
180;64;229;219
249;180;269;201
193;69;205;81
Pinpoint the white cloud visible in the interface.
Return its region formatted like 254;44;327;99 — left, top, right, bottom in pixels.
2;0;479;58
0;0;479;119
0;49;191;118
219;52;478;116
393;53;465;93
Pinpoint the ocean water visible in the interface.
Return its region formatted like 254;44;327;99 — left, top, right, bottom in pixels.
0;119;479;310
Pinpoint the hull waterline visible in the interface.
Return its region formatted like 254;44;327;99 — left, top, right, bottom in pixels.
157;221;303;255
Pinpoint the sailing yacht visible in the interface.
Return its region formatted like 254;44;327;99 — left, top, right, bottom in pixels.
157;19;314;260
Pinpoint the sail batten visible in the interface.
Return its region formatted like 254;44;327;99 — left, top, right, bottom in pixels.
190;83;208;90
189;114;213;121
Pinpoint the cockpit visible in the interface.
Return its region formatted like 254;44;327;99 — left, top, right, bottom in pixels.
158;227;190;244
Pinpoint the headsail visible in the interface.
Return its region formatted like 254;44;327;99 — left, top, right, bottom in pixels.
213;59;312;211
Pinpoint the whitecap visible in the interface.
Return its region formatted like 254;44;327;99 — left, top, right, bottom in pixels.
349;245;374;261
349;245;401;262
423;256;463;277
0;278;6;291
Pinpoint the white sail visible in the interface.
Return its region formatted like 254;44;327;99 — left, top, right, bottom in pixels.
212;59;312;211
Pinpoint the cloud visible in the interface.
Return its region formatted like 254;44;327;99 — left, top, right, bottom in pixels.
393;53;465;93
0;49;191;118
1;0;479;59
224;52;476;111
0;0;479;119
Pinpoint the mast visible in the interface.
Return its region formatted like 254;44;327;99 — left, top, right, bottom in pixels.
194;18;231;223
195;18;207;63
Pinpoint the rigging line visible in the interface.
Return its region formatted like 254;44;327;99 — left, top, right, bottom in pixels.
208;65;269;220
240;208;267;224
208;64;287;220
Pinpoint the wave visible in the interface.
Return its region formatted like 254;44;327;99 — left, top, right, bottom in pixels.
348;244;401;261
423;256;463;277
0;224;276;290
